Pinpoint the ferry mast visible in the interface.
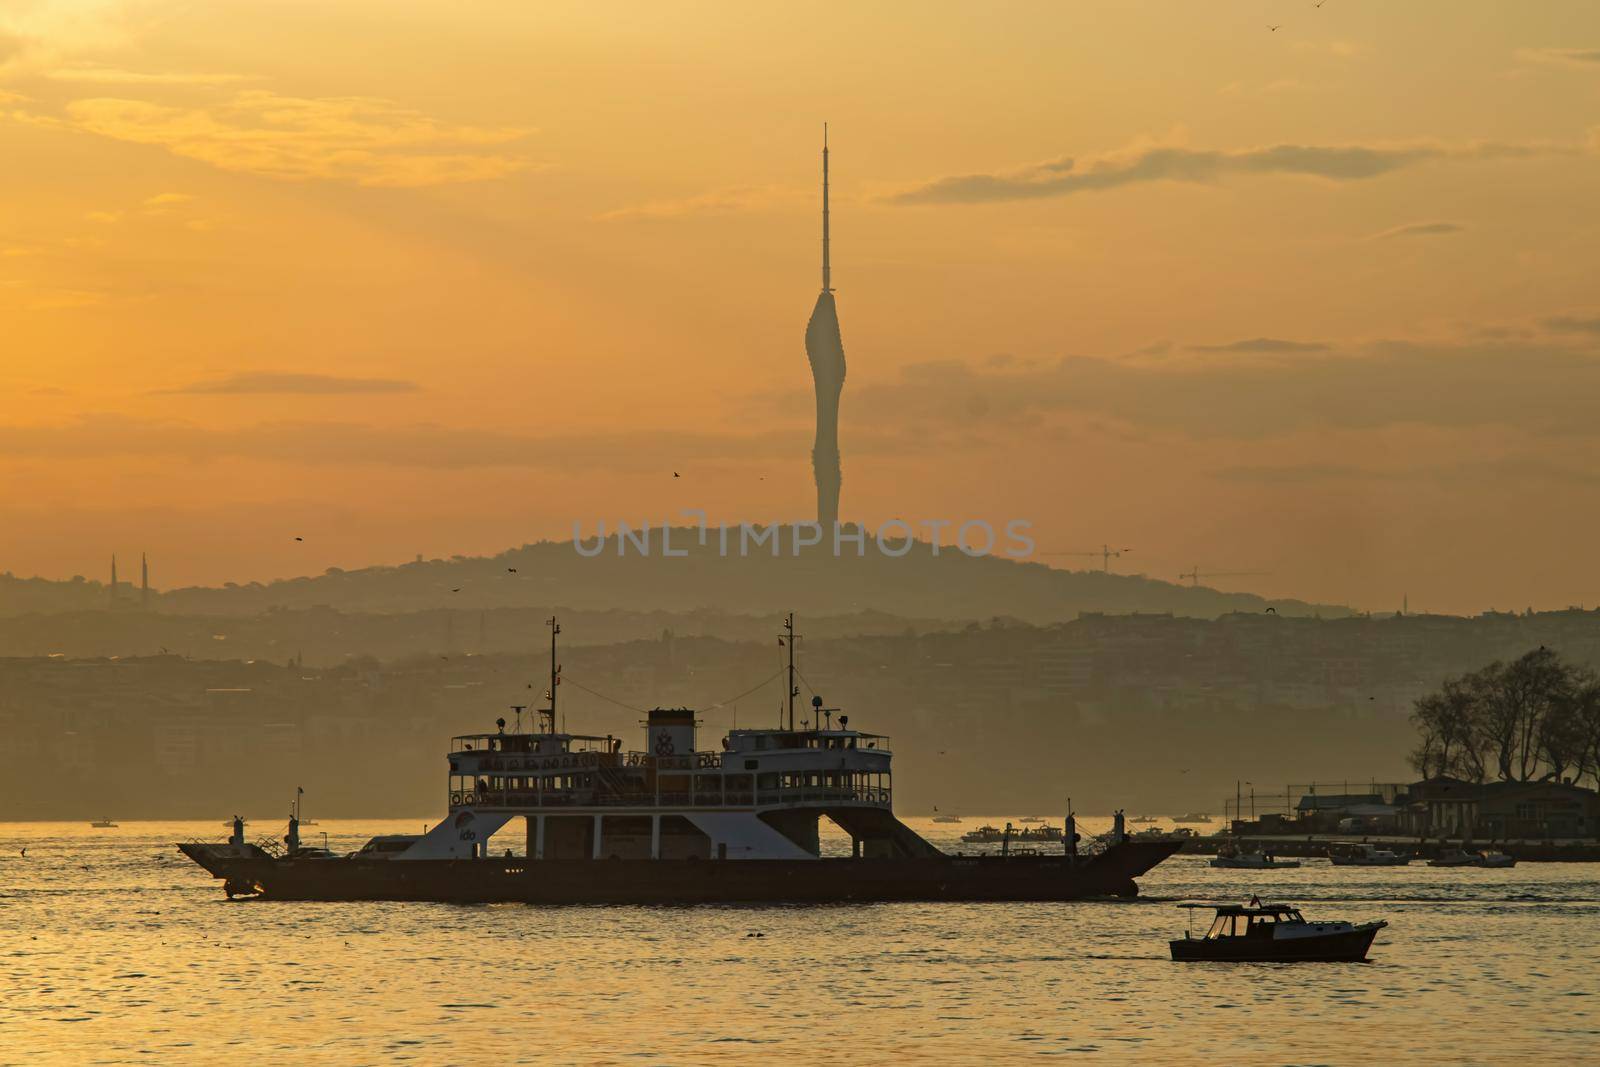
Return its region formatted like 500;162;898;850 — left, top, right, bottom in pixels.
544;615;561;734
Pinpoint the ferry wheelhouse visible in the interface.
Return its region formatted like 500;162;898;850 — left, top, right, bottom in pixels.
426;703;921;864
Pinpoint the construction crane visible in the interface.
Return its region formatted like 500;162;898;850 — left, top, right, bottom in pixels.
1044;544;1130;573
1178;567;1269;588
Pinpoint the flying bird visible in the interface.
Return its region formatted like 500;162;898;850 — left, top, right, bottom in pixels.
293;536;303;542
507;567;517;573
673;472;680;478
1268;24;1282;31
451;587;462;593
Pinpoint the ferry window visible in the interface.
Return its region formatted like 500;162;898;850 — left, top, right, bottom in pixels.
1206;916;1229;938
744;760;758;770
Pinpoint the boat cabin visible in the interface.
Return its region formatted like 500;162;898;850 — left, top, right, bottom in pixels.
1182;901;1305;941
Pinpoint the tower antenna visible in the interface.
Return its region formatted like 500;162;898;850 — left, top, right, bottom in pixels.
821;123;831;294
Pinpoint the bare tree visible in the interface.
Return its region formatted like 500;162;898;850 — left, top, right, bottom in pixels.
1411;647;1584;784
1560;670;1600;788
1409;676;1484;781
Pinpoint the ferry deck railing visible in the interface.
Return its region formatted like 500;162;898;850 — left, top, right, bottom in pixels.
451;785;893;810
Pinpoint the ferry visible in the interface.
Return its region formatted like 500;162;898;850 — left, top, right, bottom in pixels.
177;617;1182;904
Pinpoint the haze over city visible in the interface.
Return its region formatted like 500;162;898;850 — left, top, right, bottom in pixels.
4;2;1600;615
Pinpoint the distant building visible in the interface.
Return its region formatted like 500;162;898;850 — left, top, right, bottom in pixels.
1398;777;1600;840
1476;781;1599;840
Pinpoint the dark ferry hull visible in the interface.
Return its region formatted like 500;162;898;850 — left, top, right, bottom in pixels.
179;839;1182;904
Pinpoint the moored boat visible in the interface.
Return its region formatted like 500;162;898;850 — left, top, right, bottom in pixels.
1210;849;1301;870
1329;843;1410;866
1170;899;1387;962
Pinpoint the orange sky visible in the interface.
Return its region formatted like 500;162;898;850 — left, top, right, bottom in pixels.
2;1;1599;614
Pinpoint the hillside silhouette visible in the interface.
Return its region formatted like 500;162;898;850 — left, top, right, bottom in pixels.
3;528;1346;621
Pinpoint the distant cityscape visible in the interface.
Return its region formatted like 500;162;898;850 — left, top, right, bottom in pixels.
3;598;1597;820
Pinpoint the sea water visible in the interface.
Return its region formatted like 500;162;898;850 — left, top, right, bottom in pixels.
1;819;1596;1065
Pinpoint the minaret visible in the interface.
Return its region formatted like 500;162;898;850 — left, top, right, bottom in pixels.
109;554;118;607
141;552;149;610
805;123;847;530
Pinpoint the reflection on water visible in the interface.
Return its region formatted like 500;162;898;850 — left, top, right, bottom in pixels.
2;820;1597;1064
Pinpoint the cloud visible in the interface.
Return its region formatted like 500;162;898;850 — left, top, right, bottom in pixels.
143;192;193;211
1189;338;1329;354
23;91;529;187
163;373;420;396
1515;48;1600;68
850;338;1600;440
599;184;802;222
1370;221;1466;241
45;65;258;86
889;137;1568;205
1545;315;1600;335
0;415;803;470
1219;457;1600;489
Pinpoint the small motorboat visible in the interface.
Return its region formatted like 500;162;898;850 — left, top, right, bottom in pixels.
1171;898;1386;962
90;819;118;828
1476;850;1516;868
1018;816;1045;824
931;814;962;824
1210;850;1302;870
1174;812;1214;824
960;825;1004;843
1130;815;1159;824
1329;843;1410;866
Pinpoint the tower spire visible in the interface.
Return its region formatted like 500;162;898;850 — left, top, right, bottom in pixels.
821;123;831;293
